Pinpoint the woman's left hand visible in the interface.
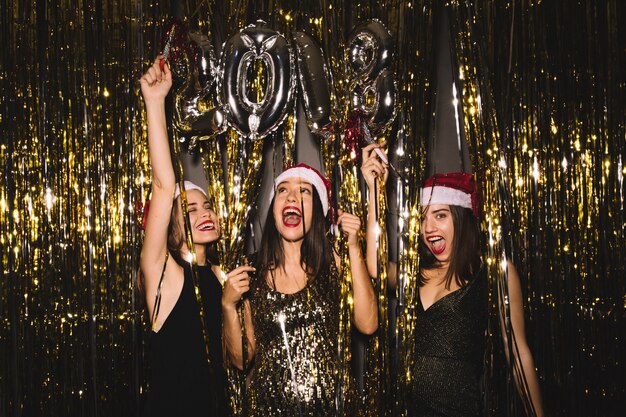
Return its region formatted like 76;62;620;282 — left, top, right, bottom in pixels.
222;265;255;308
337;209;362;247
360;142;388;191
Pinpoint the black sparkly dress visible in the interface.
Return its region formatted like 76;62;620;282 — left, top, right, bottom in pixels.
246;264;355;416
141;258;228;417
408;276;487;417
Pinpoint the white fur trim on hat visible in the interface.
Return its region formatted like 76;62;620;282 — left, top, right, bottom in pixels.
174;181;207;199
420;186;472;210
269;166;329;215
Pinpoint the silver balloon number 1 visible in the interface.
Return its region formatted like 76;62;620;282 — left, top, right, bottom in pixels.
293;31;333;138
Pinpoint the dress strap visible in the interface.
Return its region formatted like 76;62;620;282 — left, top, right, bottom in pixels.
151;251;170;331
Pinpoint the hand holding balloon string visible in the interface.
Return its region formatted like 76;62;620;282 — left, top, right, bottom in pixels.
160;25;176;71
361;121;406;185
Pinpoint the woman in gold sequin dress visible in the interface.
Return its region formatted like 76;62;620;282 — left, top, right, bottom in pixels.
222;163;378;416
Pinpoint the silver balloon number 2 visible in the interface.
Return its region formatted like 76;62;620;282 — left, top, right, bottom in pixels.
173;29;227;146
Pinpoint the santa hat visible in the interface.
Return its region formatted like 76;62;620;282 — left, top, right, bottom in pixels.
174;181;207;199
420;172;478;217
269;163;331;216
141;181;208;231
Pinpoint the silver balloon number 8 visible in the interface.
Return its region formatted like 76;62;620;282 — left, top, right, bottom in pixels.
347;20;397;136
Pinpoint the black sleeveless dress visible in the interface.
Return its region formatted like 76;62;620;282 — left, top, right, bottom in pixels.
408;276;487;417
141;258;227;417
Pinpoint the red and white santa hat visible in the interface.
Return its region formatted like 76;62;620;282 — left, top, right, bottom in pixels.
270;163;331;216
174;180;207;199
420;172;478;217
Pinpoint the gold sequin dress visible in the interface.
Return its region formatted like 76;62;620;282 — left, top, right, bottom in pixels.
246;265;354;416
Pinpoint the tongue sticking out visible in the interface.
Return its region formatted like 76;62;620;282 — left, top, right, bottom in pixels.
430;238;446;255
283;214;301;226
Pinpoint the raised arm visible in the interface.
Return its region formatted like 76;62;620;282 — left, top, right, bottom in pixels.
360;143;388;278
336;209;378;335
500;261;545;417
222;265;257;370
139;57;177;311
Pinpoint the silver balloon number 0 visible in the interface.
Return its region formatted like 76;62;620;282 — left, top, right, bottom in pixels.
220;23;295;140
346;20;397;135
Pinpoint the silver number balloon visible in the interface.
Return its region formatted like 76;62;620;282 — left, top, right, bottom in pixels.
190;32;219;91
220;22;295;139
363;68;396;133
347;20;393;82
346;20;397;134
173;30;226;140
294;31;332;136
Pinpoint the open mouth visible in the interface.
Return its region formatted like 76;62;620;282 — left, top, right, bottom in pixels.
282;206;302;227
427;236;446;255
197;220;215;232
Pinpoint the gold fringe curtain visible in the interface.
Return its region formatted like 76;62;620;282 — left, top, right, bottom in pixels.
1;1;624;416
0;1;171;415
446;1;626;416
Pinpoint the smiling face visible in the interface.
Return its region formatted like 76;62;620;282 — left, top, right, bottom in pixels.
421;204;455;264
176;189;220;245
272;177;314;242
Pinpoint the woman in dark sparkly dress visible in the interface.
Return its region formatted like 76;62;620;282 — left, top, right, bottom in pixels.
139;56;248;416
405;171;487;417
222;163;378;416
361;142;544;417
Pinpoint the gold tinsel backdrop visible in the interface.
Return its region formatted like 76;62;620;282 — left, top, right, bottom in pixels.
0;1;624;417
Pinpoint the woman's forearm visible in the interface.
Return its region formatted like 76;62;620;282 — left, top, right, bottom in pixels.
222;301;255;370
348;243;378;335
365;186;380;278
145;100;175;191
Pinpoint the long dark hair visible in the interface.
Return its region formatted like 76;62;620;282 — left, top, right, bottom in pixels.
418;205;481;288
257;188;332;283
167;198;219;265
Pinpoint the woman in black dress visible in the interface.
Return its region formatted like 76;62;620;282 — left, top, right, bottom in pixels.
139;56;251;416
409;171;486;417
361;145;544;417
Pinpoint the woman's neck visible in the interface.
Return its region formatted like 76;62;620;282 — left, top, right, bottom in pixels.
283;239;302;262
181;244;207;266
422;263;452;285
281;238;303;269
271;239;308;293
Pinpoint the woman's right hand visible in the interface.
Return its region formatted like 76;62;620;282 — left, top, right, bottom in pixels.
140;56;172;103
222;265;255;308
361;142;389;190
